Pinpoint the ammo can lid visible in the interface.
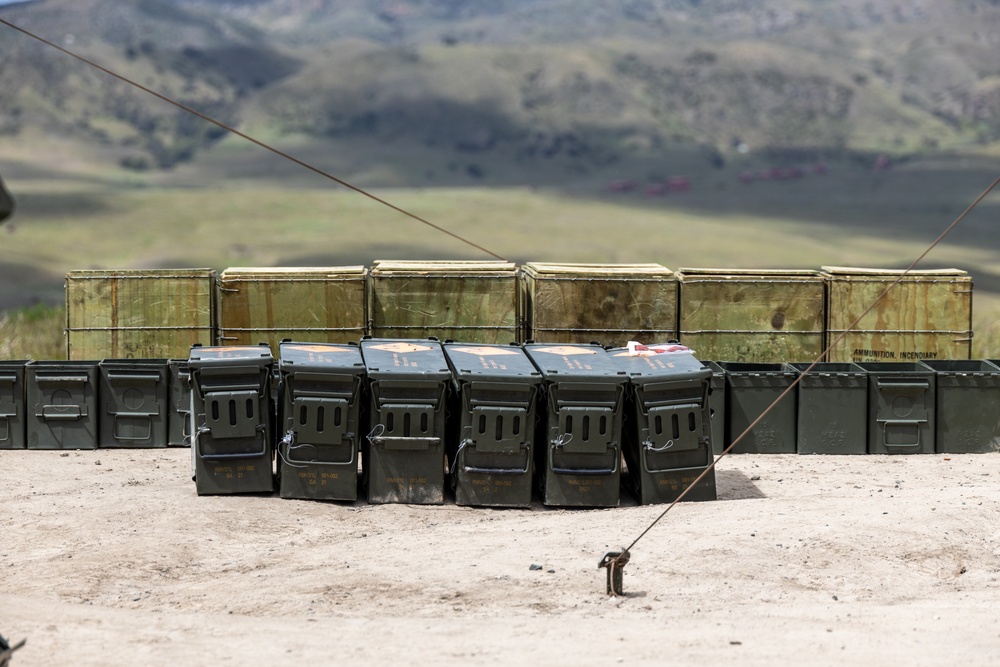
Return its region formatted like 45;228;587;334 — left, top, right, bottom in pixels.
521;262;672;277
607;347;711;383
360;338;451;379
188;344;274;368
522;343;627;382
278;342;364;373
443;343;541;382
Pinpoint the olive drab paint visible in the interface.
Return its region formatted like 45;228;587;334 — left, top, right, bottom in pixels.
369;261;520;344
98;359;169;448
0;361;28;449
520;263;678;348
189;345;275;495
217;267;368;350
167;359;193;447
360;339;451;505
822;267;973;363
787;362;868;455
720;362;797;454
522;343;626;507
65;269;217;361
610;347;716;504
702;361;727;455
277;341;366;501
443;343;541;508
920;360;1000;454
857;361;936;454
677;269;825;363
25;361;99;450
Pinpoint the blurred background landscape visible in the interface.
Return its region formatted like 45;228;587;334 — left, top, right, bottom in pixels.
1;0;999;358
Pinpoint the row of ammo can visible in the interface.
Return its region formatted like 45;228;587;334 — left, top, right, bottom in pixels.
5;351;1000;507
188;340;717;507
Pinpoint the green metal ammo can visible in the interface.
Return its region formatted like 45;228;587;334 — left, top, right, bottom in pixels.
189;345;275;495
788;362;868;455
923;360;1000;454
0;361;28;449
443;343;542;508
26;361;99;450
702;361;727;455
360;338;451;505
857;361;936;455
167;359;192;447
522;343;627;507
609;346;716;504
98;359;169;448
277;341;366;501
720;362;797;454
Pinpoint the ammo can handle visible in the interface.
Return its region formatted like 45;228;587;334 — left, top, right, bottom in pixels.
462;442;532;475
35;375;88;384
106;372;160;383
642;459;710;475
280;433;357;467
371;436;440;450
548;444;619;476
195;428;268;460
874;380;930;391
40;405;83;420
878;419;925;448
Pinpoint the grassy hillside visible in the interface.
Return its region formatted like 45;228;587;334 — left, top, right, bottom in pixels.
1;0;1000;180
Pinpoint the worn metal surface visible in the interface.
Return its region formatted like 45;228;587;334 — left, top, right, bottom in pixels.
218;267;367;351
66;269;216;360
522;343;626;507
0;361;27;450
25;361;99;450
167;359;192;447
702;361;727;455
788;362;868;455
609;348;716;504
98;359;169;448
443;343;541;508
922;360;1000;454
369;261;519;344
677;269;825;362
822;267;973;363
858;361;936;455
277;342;366;501
189;345;274;495
361;339;451;505
720;362;798;454
520;263;677;348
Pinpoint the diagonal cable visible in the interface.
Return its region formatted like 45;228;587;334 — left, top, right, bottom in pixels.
622;174;1000;556
0;16;507;261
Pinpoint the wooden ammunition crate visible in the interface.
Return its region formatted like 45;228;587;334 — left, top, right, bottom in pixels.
822;267;973;363
369;260;519;344
520;263;677;347
217;266;367;351
66;269;216;360
677;269;825;362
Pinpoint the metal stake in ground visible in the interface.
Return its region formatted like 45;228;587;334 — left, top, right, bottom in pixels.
598;549;630;596
0;634;26;667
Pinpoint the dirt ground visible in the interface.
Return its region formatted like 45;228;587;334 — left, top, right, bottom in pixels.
2;449;999;666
